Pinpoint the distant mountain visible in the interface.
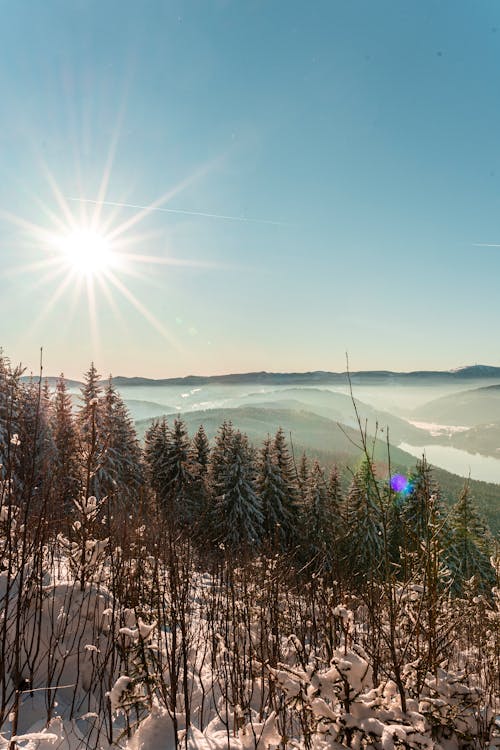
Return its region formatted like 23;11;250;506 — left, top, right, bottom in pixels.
109;365;500;387
20;375;84;388
412;385;500;426
21;365;500;388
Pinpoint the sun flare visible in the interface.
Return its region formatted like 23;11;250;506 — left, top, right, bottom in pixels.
3;157;222;352
57;228;115;277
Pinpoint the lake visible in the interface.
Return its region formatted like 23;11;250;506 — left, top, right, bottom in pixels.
399;442;500;484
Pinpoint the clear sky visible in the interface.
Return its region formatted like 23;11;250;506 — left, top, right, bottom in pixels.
1;1;500;378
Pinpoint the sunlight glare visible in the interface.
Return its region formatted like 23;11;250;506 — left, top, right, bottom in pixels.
59;229;114;276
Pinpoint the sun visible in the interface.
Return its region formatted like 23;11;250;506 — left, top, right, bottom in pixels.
2;157;226;351
57;228;115;277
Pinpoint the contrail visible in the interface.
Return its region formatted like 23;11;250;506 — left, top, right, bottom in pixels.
472;242;500;247
66;197;288;226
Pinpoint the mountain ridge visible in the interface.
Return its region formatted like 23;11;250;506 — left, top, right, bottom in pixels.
20;364;500;387
106;364;500;387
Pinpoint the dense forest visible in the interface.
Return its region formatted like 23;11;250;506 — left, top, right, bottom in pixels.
0;351;498;749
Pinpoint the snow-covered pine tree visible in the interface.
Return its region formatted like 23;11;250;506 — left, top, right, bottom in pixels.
302;460;336;572
192;424;210;474
398;458;452;578
400;458;439;548
16;375;55;508
0;349;22;505
271;427;300;545
209;420;234;485
298;452;309;503
447;482;495;595
327;465;345;562
50;374;80;517
162;417;201;528
343;458;383;584
256;438;289;550
207;420;234;537
101;378;143;507
189;424;211;541
327;465;343;522
144;418;171;507
78;362;102;428
213;430;263;552
76;362;105;499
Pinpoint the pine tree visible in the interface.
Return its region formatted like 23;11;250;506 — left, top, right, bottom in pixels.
77;362;105;499
343;459;383;584
400;458;438;549
101;378;143;505
208;420;235;514
398;458;451;577
144;418;171;504
327;465;343;526
78;362;102;429
16;376;55;507
272;428;300;543
192;424;210;474
163;418;200;527
0;351;23;502
302;460;336;572
298;452;309;503
50;375;80;516
257;438;288;549
447;483;495;595
213;430;263;552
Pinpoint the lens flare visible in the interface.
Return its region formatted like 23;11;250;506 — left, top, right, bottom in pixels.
390;473;411;494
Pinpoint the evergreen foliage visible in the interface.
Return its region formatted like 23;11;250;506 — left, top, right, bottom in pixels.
302;460;335;571
213;430;263;551
344;459;383;582
101;378;143;504
50;375;80;514
192;424;210;473
447;483;495;594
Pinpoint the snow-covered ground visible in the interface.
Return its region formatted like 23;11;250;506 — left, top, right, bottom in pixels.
0;541;498;750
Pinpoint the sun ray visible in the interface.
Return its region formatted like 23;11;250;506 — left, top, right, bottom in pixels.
1;256;62;279
61;274;85;338
91;104;126;232
39;160;78;230
21;270;79;345
0;209;60;244
95;273;124;323
105;156;222;242
103;269;182;349
85;274;101;356
25;264;69;293
1;146;245;350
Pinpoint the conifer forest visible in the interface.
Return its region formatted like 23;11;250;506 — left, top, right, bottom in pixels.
0;352;498;749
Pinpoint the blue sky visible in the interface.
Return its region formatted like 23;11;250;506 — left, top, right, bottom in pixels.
1;1;500;378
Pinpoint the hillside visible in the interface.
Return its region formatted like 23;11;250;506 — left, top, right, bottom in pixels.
236;387;434;445
412;384;500;426
136;405;500;535
449;420;500;458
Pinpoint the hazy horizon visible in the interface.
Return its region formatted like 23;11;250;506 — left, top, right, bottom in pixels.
14;357;500;382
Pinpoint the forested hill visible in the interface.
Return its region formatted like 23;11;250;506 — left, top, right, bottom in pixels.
106;364;500;387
